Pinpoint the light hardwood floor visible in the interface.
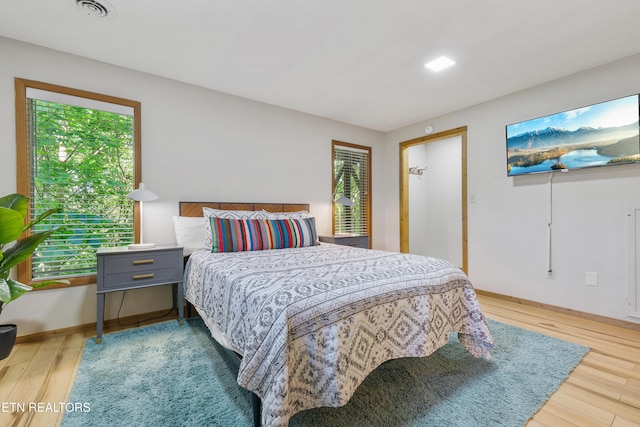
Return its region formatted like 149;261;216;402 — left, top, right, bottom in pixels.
1;294;639;427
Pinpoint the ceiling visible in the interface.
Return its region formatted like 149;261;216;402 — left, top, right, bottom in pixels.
2;0;640;132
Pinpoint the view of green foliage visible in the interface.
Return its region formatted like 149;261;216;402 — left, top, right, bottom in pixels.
334;150;367;234
30;99;135;279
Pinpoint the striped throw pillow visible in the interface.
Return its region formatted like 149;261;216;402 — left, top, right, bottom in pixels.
210;217;318;252
210;217;265;253
259;217;318;249
203;208;269;250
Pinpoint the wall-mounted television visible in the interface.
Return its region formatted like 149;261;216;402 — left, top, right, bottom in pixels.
506;94;640;176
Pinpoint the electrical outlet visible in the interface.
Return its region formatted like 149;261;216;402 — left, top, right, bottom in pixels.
585;271;598;287
547;269;555;279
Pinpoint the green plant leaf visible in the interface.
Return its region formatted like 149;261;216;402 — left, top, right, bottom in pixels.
0;192;67;313
0;194;28;218
23;207;62;232
0;277;32;304
0;228;62;273
0;277;33;304
0;278;10;303
0;206;25;245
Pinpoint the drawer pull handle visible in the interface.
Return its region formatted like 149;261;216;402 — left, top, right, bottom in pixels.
348;242;359;246
133;259;154;265
133;273;154;280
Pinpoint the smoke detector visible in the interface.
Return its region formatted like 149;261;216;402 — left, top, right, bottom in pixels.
73;0;115;18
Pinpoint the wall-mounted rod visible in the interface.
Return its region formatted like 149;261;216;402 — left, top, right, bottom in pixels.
408;165;427;175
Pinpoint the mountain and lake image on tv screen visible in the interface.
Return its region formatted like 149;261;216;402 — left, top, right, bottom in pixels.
506;94;640;176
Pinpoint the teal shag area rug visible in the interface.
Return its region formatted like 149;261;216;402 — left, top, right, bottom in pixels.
62;318;588;427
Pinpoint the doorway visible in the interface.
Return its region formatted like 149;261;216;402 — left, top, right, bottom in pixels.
399;126;468;273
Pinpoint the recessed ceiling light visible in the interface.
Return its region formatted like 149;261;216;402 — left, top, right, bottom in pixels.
425;56;456;72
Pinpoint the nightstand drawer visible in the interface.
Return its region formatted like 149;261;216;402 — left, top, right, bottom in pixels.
96;246;184;292
101;265;182;290
319;234;369;249
102;251;178;271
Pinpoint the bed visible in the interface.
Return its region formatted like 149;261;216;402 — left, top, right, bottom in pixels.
176;201;494;427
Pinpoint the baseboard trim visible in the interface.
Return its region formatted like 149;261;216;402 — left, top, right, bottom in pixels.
15;291;640;343
15;308;181;344
476;289;640;332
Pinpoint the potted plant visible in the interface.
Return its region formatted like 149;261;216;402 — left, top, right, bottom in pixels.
0;193;68;360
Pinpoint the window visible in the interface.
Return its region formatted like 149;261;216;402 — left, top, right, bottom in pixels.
332;140;371;243
15;79;141;287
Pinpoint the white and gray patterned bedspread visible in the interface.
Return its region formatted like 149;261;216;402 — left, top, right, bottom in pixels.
184;243;494;427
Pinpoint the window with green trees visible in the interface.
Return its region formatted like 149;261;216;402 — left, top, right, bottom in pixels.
332;140;371;243
15;79;141;286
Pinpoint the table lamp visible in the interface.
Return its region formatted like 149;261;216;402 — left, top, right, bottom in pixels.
126;183;158;249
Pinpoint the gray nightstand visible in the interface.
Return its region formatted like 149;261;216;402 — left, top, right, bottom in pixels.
319;234;369;249
96;244;184;343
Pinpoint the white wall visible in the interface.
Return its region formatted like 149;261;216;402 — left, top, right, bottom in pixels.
0;37;385;336
4;35;640;334
407;136;462;267
384;53;640;324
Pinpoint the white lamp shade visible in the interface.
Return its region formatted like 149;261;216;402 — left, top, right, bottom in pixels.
335;194;355;207
127;183;158;202
126;183;157;249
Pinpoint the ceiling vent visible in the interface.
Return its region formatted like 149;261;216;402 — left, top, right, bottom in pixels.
74;0;113;18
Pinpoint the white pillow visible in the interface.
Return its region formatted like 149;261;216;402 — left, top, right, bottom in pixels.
262;210;312;220
202;207;269;220
172;216;206;256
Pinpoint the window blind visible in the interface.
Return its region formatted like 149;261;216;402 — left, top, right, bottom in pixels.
27;96;135;280
333;142;371;236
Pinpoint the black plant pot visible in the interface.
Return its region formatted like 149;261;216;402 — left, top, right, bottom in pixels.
0;324;17;360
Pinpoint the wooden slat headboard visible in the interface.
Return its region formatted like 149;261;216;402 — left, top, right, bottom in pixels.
179;202;310;217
